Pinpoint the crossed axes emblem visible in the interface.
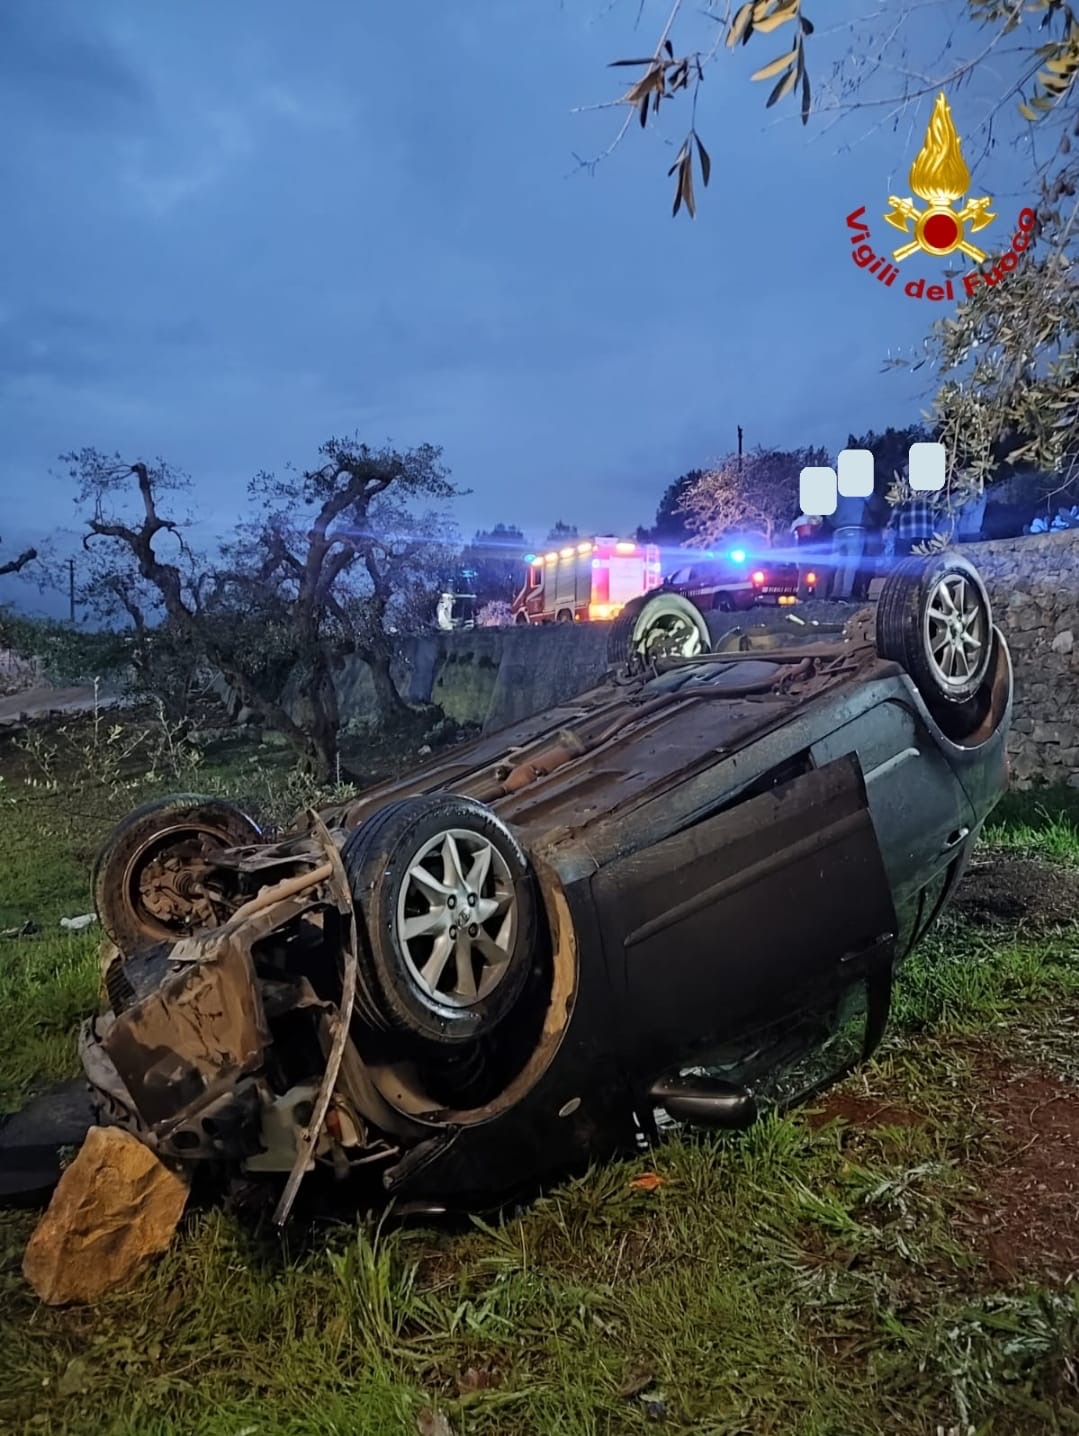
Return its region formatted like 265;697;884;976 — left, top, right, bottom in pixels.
883;194;996;263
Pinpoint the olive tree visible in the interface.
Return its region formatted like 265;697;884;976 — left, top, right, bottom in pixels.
591;2;1079;525
887;172;1079;513
68;437;462;780
679;444;829;547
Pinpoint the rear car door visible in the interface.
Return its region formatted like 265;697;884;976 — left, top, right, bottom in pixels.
807;694;976;947
591;754;897;1081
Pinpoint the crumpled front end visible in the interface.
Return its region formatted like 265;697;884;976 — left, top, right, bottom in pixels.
79;817;397;1223
72;800;592;1223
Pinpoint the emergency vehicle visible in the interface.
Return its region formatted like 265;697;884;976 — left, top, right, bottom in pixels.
511;537;663;624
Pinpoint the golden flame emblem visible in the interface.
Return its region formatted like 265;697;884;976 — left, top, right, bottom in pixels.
884;92;996;263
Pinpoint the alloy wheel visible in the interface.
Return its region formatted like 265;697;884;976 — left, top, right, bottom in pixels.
923;572;987;690
395;828;518;1008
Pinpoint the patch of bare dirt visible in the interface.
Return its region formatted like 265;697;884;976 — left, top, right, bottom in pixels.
806;1035;1079;1287
950;853;1079;933
961;1058;1079;1285
805;1094;921;1131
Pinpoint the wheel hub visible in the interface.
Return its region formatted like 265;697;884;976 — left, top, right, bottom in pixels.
925;573;987;688
396;829;517;1009
642;614;703;660
138;852;217;927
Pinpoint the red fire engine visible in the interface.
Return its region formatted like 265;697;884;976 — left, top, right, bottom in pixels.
511;537;663;623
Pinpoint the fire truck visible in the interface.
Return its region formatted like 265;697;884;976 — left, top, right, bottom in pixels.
511;537;663;624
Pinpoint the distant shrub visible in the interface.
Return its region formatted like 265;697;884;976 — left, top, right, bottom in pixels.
0;608;133;687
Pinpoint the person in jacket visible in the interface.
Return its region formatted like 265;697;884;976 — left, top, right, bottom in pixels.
829;488;871;599
888;492;938;556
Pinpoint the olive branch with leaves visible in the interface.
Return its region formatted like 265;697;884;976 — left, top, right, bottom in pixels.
594;0;1078;218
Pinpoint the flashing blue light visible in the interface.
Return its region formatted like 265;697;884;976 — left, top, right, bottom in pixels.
523;553;536;563
729;548;747;564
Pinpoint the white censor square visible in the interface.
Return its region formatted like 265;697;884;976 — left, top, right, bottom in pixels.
908;442;946;492
799;466;837;516
837;448;874;497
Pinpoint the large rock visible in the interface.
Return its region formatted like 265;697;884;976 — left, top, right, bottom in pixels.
22;1126;189;1305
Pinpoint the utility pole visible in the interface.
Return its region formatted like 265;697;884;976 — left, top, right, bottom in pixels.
737;426;744;471
68;558;75;623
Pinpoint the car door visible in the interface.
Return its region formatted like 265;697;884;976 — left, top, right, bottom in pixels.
591;753;898;1082
807;694;975;948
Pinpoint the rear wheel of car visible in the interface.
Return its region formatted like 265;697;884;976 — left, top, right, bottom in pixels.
876;553;993;706
92;794;262;954
341;796;538;1047
607;591;712;670
556;608;574;623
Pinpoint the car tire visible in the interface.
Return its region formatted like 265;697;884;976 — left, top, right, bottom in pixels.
607;591;712;670
341;796;538;1047
556;608;574;623
876;553;993;706
92;794;262;954
515;612;529;624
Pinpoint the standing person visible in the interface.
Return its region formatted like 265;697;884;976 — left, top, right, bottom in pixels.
855;489;890;599
889;489;938;556
829;487;870;600
792;512;829;599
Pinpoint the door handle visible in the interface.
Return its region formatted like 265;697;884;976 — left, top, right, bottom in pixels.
941;826;970;853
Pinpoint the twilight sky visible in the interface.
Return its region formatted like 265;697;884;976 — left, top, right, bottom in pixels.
0;0;1040;616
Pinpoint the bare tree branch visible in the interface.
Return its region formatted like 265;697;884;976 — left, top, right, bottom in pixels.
0;543;38;578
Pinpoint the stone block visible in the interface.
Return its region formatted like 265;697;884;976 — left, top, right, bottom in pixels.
22;1126;189;1305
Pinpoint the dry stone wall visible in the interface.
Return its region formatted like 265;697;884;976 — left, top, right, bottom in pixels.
962;530;1079;788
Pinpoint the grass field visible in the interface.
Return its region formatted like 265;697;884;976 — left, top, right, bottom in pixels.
1;712;1078;1436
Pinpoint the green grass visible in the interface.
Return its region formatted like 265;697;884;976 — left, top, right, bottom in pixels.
984;808;1079;865
2;734;1079;1436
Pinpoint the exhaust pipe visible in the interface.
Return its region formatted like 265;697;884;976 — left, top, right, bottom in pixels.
648;1073;758;1130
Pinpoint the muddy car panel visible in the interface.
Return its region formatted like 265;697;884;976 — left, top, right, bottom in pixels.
590;753;898;1080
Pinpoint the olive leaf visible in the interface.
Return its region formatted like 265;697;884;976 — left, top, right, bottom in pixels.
767;62;800;107
694;131;711;187
752;0;801;34
751;46;799;82
668;141;696;218
727;2;755;47
1019;17;1079;116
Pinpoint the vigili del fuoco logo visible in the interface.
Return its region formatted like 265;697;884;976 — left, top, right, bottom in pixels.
845;91;1035;302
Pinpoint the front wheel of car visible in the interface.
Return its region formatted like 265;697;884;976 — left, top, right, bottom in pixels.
607;592;712;671
341;796;538;1048
876;553;993;706
91;794;263;953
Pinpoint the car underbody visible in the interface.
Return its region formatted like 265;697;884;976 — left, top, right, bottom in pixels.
2;556;1014;1225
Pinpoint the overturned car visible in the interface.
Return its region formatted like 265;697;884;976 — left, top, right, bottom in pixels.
14;554;1013;1219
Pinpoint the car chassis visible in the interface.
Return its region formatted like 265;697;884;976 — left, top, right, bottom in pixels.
4;555;1014;1222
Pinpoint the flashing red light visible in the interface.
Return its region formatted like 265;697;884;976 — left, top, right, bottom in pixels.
751;570;766;585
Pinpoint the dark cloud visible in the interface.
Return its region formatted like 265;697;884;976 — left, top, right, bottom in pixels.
0;0;1043;577
0;6;152;129
0;306;210;391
